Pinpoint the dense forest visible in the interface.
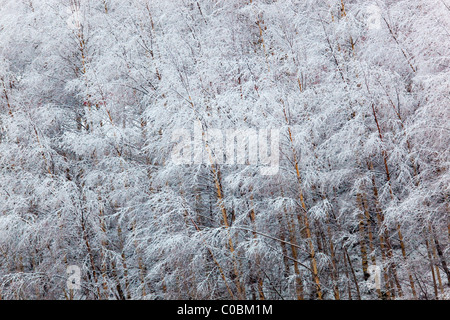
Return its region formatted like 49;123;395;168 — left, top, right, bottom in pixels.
0;0;449;300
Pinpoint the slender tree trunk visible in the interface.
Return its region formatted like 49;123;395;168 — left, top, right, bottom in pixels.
248;192;265;300
283;106;322;299
425;236;439;299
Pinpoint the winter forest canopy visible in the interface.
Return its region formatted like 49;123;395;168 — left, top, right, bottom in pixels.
0;0;449;300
